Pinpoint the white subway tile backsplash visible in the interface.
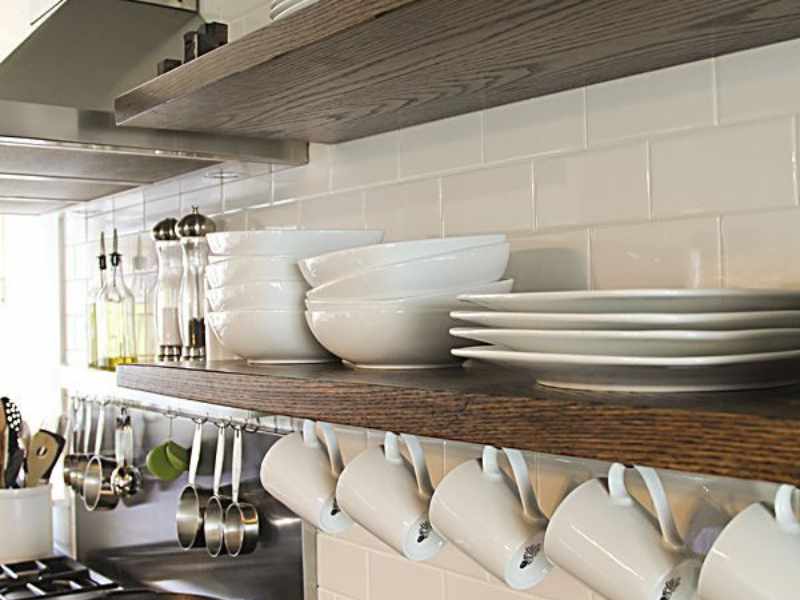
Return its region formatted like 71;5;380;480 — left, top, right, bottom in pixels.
87;211;114;242
274;144;331;202
429;545;487;582
180;185;223;216
300;191;365;229
722;208;800;288
144;179;180;203
535;143;648;228
114;202;144;236
505;230;589;292
586;61;714;144
445;574;520;600
484;90;585;162
331;132;398;190
398;113;483;178
364;179;441;241
223;172;271;211
369;552;444;600
591;217;721;289
144;194;180;230
63;211;87;246
442;162;533;235
716;38;800;122
650;118;795;217
317;536;368;600
248;200;300;229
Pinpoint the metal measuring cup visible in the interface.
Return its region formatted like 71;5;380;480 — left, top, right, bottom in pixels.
203;422;232;557
62;396;80;487
177;419;212;549
224;426;260;556
111;408;143;498
83;401;120;511
69;398;95;494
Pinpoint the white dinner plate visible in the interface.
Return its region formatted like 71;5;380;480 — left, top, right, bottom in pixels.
450;310;800;331
451;346;800;392
457;289;800;313
449;328;800;357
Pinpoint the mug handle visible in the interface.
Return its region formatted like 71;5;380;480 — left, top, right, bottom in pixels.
775;484;800;535
503;448;545;522
609;463;684;550
319;421;345;477
395;433;434;498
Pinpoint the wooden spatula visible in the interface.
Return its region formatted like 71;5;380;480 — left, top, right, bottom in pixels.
25;430;65;487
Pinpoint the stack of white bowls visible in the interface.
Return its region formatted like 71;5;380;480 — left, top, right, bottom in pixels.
270;0;319;21
449;289;800;392
205;229;384;364
300;235;513;369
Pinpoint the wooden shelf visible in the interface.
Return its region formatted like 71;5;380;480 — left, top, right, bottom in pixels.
118;361;800;485
115;0;800;143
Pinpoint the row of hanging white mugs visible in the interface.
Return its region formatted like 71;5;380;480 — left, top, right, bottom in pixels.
260;419;799;600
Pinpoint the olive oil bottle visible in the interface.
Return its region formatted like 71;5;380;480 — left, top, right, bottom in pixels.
87;232;106;369
96;229;137;371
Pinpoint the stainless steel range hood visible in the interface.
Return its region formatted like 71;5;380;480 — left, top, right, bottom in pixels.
0;0;308;214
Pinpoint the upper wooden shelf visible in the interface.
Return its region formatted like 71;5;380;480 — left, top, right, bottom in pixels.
118;361;800;486
115;0;800;143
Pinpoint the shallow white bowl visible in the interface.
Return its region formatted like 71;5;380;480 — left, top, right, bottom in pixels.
206;280;309;312
208;309;333;364
207;229;384;258
306;279;514;311
305;308;469;368
306;242;510;301
206;256;304;287
298;234;506;288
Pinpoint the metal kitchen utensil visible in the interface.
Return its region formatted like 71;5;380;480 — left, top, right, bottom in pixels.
25;430;65;487
223;426;260;556
110;408;142;498
203;422;231;557
70;399;95;494
177;419;211;550
62;397;80;486
83;402;120;511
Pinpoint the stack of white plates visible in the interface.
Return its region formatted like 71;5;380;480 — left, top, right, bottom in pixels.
300;235;513;369
205;229;383;364
270;0;320;21
450;289;800;392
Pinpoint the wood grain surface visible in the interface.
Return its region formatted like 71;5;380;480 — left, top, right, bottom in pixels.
118;361;800;485
115;0;800;142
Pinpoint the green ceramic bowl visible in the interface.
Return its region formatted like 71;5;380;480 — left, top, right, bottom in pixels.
165;441;189;472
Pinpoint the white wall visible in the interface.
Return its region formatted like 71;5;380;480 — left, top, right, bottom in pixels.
58;32;800;600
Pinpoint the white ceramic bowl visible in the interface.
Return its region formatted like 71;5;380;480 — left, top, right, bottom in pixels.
207;229;384;258
306;308;469;368
206;280;309;312
298;234;507;288
208;309;333;364
206;256;303;287
306;279;514;311
306;242;510;301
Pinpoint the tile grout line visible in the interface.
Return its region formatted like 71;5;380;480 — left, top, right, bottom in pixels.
717;216;726;288
711;57;720;126
645;140;654;220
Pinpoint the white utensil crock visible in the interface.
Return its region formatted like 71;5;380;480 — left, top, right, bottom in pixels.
0;484;53;562
697;484;800;600
544;463;699;600
336;432;444;561
429;446;551;590
260;419;352;534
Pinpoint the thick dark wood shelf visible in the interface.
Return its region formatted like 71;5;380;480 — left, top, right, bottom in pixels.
115;0;800;143
118;361;800;485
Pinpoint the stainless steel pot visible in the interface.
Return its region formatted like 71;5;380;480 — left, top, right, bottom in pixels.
68;399;94;494
176;420;211;549
223;426;260;557
83;402;119;511
203;423;231;557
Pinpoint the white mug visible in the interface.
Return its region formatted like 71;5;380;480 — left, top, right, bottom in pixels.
336;432;444;561
260;419;352;534
544;463;699;600
429;446;551;590
698;484;800;600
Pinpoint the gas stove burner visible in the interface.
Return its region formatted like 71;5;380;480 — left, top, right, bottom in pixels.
0;558;118;600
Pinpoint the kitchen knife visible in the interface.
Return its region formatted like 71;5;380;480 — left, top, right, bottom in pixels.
25;430;65;487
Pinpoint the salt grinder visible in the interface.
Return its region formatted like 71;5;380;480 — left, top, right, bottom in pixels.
175;207;216;361
152;218;182;362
